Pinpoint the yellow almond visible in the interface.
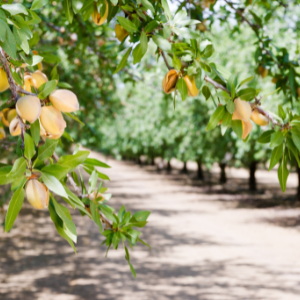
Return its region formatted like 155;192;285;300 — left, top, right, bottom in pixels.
242;120;253;139
0;67;9;93
25;179;49;209
31;70;48;89
49;89;79;113
184;75;199;97
250;109;269;126
16;96;41;124
232;98;252;122
0;127;6;140
40;106;66;136
92;1;108;25
162;70;178;94
9;117;21;136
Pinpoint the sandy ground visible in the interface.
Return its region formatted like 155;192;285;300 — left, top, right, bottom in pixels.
1;151;300;300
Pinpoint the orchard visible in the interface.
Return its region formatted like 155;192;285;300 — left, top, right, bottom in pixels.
0;0;300;282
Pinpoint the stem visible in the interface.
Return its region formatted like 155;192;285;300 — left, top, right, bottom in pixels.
0;47;19;101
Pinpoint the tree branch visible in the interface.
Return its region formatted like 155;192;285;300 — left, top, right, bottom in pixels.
204;74;285;128
0;47;19;101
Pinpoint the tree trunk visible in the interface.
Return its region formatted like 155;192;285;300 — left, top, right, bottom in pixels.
182;161;188;173
151;156;155;166
137;156;142;165
167;160;171;172
297;165;300;200
220;163;226;184
197;161;204;180
249;161;257;191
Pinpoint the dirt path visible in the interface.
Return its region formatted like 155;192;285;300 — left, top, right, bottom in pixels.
1;151;300;300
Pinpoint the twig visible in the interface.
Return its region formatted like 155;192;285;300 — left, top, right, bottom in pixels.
16;86;37;96
52;152;112;229
204;75;229;93
161;51;172;70
224;0;260;30
0;47;19;101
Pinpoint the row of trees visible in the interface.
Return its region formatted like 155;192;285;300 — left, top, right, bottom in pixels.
0;0;300;278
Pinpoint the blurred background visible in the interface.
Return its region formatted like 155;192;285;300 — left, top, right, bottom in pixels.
1;0;300;299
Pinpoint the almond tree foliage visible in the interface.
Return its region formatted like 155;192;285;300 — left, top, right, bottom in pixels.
0;0;300;277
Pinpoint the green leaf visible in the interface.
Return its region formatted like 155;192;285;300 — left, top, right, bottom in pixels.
62;131;73;142
161;0;172;20
58;151;90;169
112;232;121;249
137;237;151;249
195;71;202;90
5;188;25;232
2;4;28;15
171;27;200;39
201;44;214;59
129;262;137;278
270;131;284;148
38;80;57;99
206;105;226;131
144;20;159;33
172;55;181;72
141;0;155;13
11;176;27;191
51;197;77;242
114;47;132;74
152;35;171;52
7;157;27;179
31;0;49;10
48;199;76;252
226;101;235;114
64;112;85;126
132;211;151;222
291;129;300;152
227;74;237;99
278;157;289;193
63;0;73;23
0;26;17;60
257;130;274;144
90;200;103;233
0;166;14;185
42;164;70;180
231;120;243;138
238;76;254;88
132;32;148;64
30;119;40;146
117;16;138;33
41;172;69;198
177;77;188;101
24;133;36;160
286;137;300;167
269;144;283;171
278;105;286;120
84;158;110;168
38;139;58;161
236;88;256;101
202;85;211;100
